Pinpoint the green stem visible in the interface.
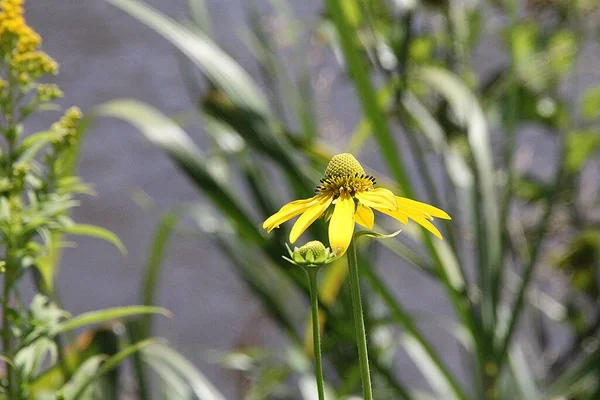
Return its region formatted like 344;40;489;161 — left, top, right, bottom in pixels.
495;0;519;320
2;258;13;397
347;238;373;399
305;267;325;400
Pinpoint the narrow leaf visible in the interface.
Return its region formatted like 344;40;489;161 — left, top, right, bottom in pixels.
61;224;126;255
54;306;171;335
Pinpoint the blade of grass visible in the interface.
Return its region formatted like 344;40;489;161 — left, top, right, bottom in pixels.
497;143;567;368
139;212;180;336
362;261;468;400
325;0;412;195
107;0;315;197
142;342;226;400
71;339;157;400
188;204;306;342
417;67;500;337
496;0;519;316
107;0;269;116
325;3;473;340
242;2;289;124
188;0;212;34
267;0;319;143
94;100;265;244
53;307;171;336
544;346;600;399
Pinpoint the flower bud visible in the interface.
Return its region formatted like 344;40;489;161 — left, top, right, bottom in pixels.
284;240;337;267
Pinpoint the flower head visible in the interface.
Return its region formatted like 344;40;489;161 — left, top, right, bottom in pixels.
263;153;451;255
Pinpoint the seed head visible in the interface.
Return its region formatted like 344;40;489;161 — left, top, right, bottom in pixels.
324;153;365;178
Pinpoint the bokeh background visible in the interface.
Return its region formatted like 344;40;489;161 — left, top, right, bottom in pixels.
21;0;600;398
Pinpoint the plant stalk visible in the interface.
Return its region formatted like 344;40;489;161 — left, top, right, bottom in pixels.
305;267;325;400
2;259;13;397
347;238;373;399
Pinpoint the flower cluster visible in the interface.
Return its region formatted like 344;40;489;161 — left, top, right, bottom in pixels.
51;106;83;144
0;0;60;121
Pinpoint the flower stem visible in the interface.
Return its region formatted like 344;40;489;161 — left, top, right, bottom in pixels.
347;238;373;399
305;267;325;400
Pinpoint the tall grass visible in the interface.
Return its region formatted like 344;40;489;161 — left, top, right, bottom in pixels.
96;0;600;398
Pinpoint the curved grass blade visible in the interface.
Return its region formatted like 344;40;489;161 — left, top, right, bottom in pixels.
106;0;269;116
60;224;126;255
70;339;157;400
142;342;226;400
94;99;265;244
417;66;499;334
53;306;171;335
544;346;600;399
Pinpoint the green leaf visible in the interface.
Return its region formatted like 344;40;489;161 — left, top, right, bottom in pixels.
565;129;600;173
53;306;171;335
354;229;402;241
57;355;105;400
61;224;126;255
139;211;179;336
142;342;226;400
580;86;600;121
106;0;269;115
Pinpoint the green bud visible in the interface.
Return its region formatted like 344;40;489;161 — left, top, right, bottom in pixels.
284;240;337;267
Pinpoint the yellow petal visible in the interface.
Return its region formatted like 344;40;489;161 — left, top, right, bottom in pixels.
397;203;434;221
355;203;374;229
396;197;451;220
263;197;319;232
409;213;443;239
355;188;398;210
329;191;355;256
373;206;409;224
289;194;333;243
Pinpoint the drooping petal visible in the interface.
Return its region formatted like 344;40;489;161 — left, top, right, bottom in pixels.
329;191;355;255
396;197;451;220
397;203;434;221
355;203;374;229
409;213;443;240
263;197;319;232
289;194;334;243
355;188;398;211
375;203;443;239
374;206;409;224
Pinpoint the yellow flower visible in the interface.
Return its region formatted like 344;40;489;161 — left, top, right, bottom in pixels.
263;153;451;256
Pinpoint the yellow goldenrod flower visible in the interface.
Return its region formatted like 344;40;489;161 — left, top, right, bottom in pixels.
263;153;451;255
0;0;57;89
